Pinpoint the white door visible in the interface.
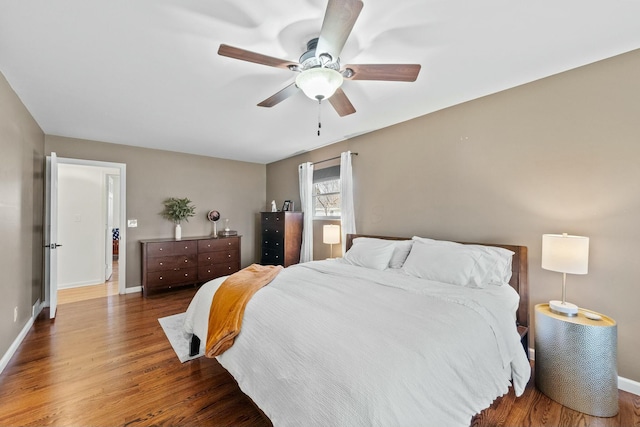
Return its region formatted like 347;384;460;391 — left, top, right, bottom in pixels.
44;152;60;319
105;175;114;280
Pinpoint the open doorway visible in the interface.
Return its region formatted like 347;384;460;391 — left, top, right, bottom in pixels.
55;164;122;304
45;156;126;313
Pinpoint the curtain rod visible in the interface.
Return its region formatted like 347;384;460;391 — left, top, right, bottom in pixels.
311;152;358;166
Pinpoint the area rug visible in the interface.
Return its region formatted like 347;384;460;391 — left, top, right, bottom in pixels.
158;312;204;363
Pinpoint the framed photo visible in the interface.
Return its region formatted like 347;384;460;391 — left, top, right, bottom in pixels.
282;200;292;211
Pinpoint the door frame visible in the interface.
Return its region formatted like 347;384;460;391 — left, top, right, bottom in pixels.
44;156;127;314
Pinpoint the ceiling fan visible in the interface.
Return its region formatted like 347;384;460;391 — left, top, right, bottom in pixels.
217;0;421;118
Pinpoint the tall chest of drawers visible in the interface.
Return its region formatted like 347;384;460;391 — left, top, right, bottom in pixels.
260;211;303;267
141;236;241;296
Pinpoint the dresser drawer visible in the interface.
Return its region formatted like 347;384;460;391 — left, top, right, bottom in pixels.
261;215;285;233
145;267;198;288
146;241;197;257
146;254;197;272
262;234;284;250
198;237;239;253
261;247;284;265
198;250;239;266
141;236;242;296
198;262;240;281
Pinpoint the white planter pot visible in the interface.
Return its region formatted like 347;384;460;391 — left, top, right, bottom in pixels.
175;224;182;240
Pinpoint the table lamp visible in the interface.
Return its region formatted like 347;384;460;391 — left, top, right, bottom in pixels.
323;224;340;258
541;233;589;316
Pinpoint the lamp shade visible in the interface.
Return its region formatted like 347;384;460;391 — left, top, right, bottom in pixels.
541;233;589;274
323;224;341;245
295;68;343;100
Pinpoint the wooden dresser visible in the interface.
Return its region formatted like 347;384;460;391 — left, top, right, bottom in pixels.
260;212;303;267
141;235;241;296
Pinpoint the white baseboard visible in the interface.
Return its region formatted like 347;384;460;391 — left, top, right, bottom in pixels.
125;286;142;294
618;376;640;396
0;301;41;375
32;298;44;319
528;347;639;397
58;279;104;289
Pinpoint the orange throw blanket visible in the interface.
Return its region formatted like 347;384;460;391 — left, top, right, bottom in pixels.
205;263;283;358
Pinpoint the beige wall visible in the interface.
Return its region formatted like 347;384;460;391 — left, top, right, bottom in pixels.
46;136;266;288
0;72;45;358
266;49;640;382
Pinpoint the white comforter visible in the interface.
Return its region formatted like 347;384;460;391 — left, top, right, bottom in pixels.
184;260;531;427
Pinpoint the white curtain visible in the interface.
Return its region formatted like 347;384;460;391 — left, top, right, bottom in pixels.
340;151;356;254
298;162;314;263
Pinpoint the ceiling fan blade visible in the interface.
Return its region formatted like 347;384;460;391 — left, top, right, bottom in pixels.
315;0;363;61
328;88;356;117
343;64;421;82
218;44;297;70
257;83;300;107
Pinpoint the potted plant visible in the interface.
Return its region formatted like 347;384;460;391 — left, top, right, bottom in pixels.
161;197;196;240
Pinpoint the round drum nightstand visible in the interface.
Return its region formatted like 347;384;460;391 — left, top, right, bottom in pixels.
534;303;618;417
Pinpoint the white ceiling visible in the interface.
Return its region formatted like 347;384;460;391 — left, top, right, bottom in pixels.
1;0;639;164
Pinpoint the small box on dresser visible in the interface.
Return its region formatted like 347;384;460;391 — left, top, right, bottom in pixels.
141;236;241;296
260;211;303;267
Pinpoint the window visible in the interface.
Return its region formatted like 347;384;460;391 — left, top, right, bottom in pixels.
313;165;340;219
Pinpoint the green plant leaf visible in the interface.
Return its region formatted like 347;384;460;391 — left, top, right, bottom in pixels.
161;197;196;224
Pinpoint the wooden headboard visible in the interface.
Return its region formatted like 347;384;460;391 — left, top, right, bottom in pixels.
345;234;529;335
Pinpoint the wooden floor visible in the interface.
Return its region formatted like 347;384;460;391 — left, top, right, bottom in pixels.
1;289;638;427
57;260;119;305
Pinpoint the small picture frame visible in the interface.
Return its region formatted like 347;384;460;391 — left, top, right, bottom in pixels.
282;200;292;211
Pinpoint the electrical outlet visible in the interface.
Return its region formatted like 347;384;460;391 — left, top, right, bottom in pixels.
14;306;18;322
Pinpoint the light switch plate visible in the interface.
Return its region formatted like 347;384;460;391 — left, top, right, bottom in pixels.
127;219;138;228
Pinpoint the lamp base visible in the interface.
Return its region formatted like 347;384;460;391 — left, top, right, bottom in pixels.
549;300;578;316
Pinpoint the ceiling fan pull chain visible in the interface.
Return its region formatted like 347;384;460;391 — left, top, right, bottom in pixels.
317;99;322;136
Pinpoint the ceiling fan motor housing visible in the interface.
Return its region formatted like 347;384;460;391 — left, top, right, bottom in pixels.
299;38;340;71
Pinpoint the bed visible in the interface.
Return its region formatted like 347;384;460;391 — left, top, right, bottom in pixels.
183;234;531;426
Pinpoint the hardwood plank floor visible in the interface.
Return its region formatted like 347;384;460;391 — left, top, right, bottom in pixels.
1;289;638;426
57;260;119;305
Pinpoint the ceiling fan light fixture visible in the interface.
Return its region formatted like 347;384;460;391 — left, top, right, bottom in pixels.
295;67;343;101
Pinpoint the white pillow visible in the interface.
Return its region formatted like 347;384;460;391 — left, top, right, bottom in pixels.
402;243;484;287
389;240;414;269
343;238;397;270
406;237;514;287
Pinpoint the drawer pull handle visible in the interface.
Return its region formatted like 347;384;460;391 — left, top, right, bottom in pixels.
184;260;188;263
159;248;163;251
184;273;188;277
208;269;211;273
228;254;231;258
184;246;188;249
159;276;163;280
160;262;163;265
228;266;232;270
208;257;211;260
